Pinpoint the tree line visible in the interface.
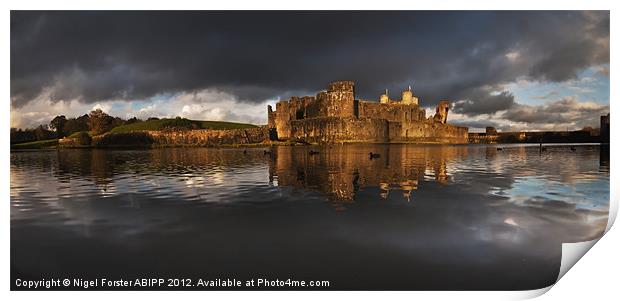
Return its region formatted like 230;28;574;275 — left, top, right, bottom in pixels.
10;109;147;144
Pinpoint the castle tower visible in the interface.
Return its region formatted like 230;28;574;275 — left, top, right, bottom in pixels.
380;89;389;104
401;85;419;106
401;86;413;104
267;105;278;140
267;105;276;128
433;100;451;124
325;80;357;118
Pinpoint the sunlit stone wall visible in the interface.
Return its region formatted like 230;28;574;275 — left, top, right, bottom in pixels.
145;127;270;146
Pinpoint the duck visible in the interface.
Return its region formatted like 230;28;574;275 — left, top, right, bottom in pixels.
263;150;272;155
496;147;503;151
309;150;320;155
369;152;380;159
570;146;576;152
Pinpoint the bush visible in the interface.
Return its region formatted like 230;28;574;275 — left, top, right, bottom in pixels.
93;132;154;147
108;118;257;133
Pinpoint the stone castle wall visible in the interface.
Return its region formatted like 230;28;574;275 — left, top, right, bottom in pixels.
396;121;468;143
324;80;356;118
359;102;425;123
269;81;468;144
289;117;389;143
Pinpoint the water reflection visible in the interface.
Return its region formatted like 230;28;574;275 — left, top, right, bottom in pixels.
268;145;461;209
600;144;610;170
10;144;610;290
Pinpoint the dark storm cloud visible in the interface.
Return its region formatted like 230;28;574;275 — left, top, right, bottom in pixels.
452;90;515;115
448;119;500;130
11;10;609;118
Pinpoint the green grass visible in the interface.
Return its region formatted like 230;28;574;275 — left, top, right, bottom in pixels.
68;131;90;138
11;139;59;149
195;120;258;130
108;118;257;134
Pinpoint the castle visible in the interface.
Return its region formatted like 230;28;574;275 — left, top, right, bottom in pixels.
267;81;468;144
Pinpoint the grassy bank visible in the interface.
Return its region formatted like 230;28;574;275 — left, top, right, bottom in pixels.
108;118;257;133
11;139;59;149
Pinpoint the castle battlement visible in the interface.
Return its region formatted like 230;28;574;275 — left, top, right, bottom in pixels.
267;81;468;144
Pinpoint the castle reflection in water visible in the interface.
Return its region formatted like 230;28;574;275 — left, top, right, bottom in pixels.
268;145;463;209
29;144;608;212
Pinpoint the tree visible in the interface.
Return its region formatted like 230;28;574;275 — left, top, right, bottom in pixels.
125;117;141;124
63;117;89;136
87;109;115;135
33;125;53;140
112;117;125;128
49;115;67;138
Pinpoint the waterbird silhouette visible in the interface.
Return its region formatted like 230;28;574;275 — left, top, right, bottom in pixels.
309;150;320;155
369;152;381;159
570;147;576;152
496;147;503;151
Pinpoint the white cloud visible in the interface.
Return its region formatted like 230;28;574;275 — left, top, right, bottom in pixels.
91;103;112;113
11;88;278;129
449;95;608;132
505;51;520;62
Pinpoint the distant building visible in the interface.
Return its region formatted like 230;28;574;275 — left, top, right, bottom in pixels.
485;127;498;135
267;81;468;144
468;127;500;144
601;113;610;144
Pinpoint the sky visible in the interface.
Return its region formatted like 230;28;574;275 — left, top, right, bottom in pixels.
10;11;609;132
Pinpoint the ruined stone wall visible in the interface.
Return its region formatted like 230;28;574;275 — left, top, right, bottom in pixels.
267;105;276;128
289;117;389;143
396;121;468;144
270;81;466;144
433;100;450;124
145;127;270;146
274;100;293;140
359;102;424;123
301;96;320;118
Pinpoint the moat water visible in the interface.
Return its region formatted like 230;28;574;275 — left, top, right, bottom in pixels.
10;144;609;290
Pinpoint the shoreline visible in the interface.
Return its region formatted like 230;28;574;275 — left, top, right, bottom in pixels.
10;141;605;150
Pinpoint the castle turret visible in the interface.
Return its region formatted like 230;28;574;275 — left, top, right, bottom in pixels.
401;86;413;104
401;85;419;106
380;89;389;104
